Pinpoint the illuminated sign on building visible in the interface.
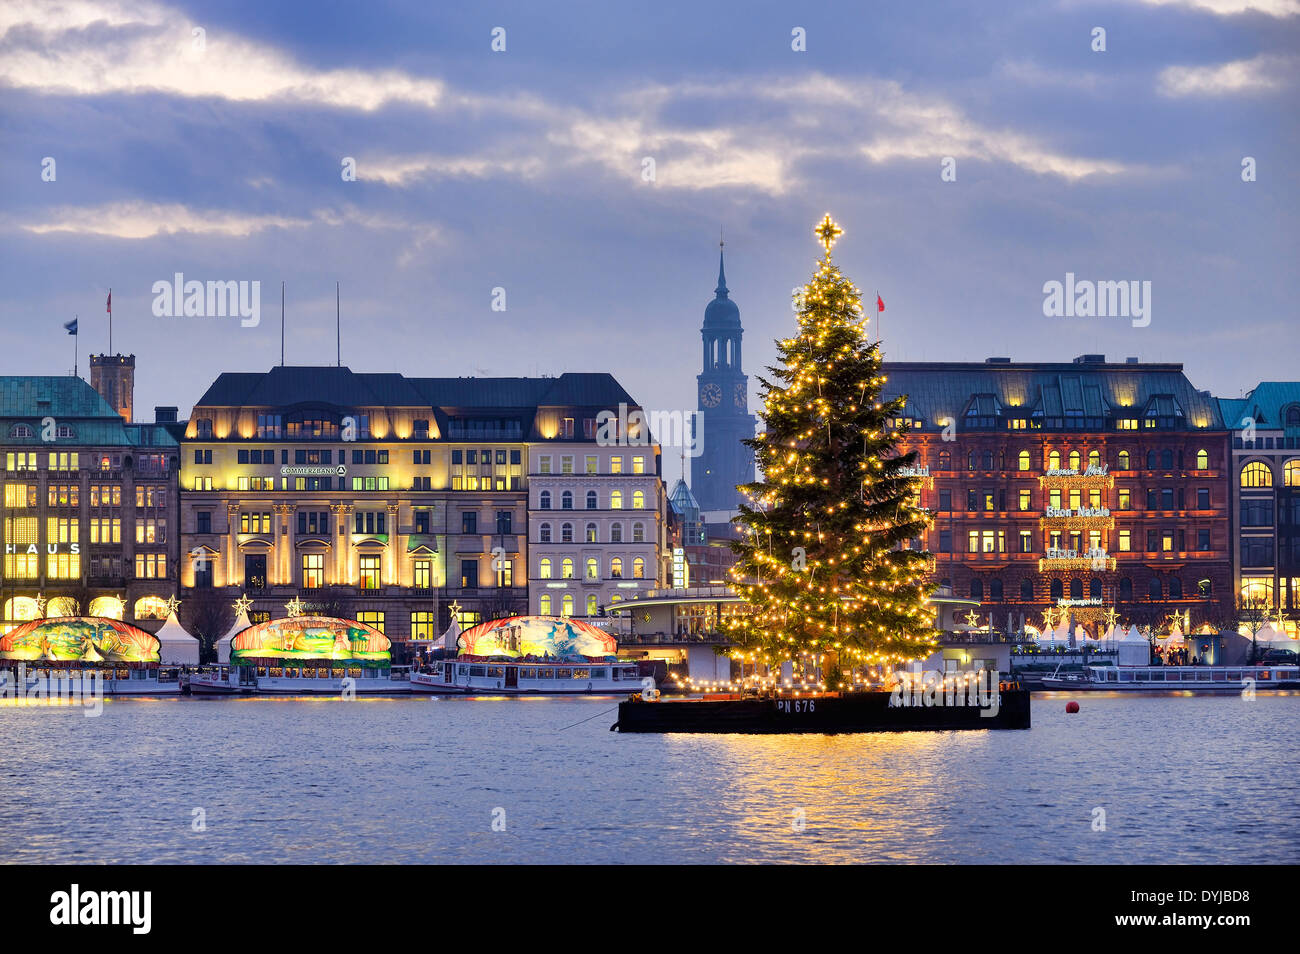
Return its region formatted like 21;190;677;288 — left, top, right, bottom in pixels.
672;547;687;588
280;465;347;477
4;543;81;554
1043;507;1111;518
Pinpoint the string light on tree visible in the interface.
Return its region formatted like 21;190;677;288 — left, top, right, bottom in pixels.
727;214;937;675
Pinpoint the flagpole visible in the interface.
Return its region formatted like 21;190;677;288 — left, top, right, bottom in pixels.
74;315;78;377
280;281;285;366
876;289;881;345
107;287;112;354
336;281;340;367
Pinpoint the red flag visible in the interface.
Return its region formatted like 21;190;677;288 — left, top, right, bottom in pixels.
106;291;111;314
876;294;885;313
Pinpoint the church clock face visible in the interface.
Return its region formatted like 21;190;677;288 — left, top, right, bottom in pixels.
733;382;747;409
700;382;722;408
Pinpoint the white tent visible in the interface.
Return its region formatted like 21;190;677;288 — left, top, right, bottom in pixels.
154;610;200;665
1117;625;1151;667
441;615;463;652
217;609;252;664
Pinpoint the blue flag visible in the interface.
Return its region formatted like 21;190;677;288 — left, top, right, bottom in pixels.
64;319;77;335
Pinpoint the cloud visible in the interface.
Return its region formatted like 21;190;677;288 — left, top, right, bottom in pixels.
0;0;445;110
1158;54;1295;96
1134;0;1300;16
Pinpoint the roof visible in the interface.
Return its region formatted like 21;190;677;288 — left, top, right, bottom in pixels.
1217;382;1300;430
0;376;177;448
668;478;701;516
879;358;1225;432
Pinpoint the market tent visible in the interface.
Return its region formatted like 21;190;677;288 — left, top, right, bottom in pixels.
216;609;252;664
155;610;200;665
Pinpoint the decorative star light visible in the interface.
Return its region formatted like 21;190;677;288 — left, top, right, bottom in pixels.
963;609;982;629
165;594;182;616
1041;607;1059;629
447;599;463;623
814;213;843;257
284;596;305;618
33;594;47;618
1103;607;1119;630
233;594;254;616
1271;606;1288;630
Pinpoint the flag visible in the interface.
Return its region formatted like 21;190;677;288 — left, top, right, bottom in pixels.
876;294;885;313
64;319;78;335
106;291;111;314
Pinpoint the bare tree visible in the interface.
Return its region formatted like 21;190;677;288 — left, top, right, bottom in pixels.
1235;593;1272;664
181;589;235;664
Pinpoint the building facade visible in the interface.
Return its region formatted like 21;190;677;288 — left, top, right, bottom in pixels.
1;371;180;633
691;245;756;537
881;356;1233;632
179;367;667;655
1217;383;1300;627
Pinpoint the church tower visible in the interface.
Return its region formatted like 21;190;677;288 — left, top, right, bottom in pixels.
690;241;756;535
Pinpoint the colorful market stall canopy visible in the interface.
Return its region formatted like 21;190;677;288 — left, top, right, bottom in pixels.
0;617;160;663
230;616;390;666
458;615;617;659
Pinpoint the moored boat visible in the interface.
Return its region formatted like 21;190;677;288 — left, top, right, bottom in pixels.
411;657;642;695
1040;663;1300;692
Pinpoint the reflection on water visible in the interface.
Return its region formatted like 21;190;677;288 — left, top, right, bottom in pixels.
1;694;1296;864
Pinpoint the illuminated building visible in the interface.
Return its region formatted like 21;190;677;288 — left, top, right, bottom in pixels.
1217;383;1300;622
180;366;667;655
690;244;756;538
881;355;1232;631
0;373;180;633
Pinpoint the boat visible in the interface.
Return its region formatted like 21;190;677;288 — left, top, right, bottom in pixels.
0;617;182;696
1;662;182;697
187;665;253;696
1040;663;1300;692
220;615;411;694
410;657;643;695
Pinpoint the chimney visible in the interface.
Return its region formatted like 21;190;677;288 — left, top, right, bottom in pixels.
90;354;135;422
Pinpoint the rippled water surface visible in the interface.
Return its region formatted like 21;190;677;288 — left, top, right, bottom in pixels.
1;693;1297;864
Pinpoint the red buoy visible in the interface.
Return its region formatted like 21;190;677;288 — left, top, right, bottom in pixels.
1065;700;1080;713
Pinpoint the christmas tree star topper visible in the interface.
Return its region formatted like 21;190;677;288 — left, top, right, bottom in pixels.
814;213;843;257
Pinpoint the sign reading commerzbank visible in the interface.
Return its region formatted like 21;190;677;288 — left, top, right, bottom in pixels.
281;465;347;477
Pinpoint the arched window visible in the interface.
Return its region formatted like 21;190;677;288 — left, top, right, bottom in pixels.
610;523;623;542
610;491;623;509
1020;578;1034;601
1287;406;1300;428
1118;450;1130;470
1146;450;1157;470
1169;578;1183;599
9;424;34;438
1160;449;1174;470
585;522;598;543
1050;579;1063;600
632;490;645;509
966;451;976;470
539;523;551;543
561;491;573;510
1088;450;1100;469
585;557;599;580
938;450;951;471
1089;579;1101;599
989;578;1003;601
539;594;551;615
1018;450;1030;471
133;596;169;620
1196;449;1209;470
633;557;645;579
970;579;983;601
1241;461;1273;488
539;558;552;579
561;523;573;543
539;491;551;510
1068;450;1081;471
586;490;597;509
561;558;574;579
586;594;599;616
1119;577;1133;600
1284;459;1300;487
982;450;994;470
632;522;645;543
561;594;573;617
1048;451;1061;470
1148;578;1162;599
610;557;623;578
1069;579;1083;600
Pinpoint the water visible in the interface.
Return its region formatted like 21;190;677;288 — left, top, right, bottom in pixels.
2;693;1297;864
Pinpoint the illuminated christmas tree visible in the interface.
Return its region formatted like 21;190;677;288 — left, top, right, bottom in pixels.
728;214;937;678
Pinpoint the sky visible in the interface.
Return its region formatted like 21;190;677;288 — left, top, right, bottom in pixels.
2;0;1297;484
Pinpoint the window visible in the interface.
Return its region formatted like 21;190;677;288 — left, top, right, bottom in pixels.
561;558;574;579
301;554;324;589
496;511;512;535
632;557;645;579
360;555;381;589
1119;577;1133;600
1285;459;1300;487
539;491;551;509
1117;450;1130;470
1050;579;1063;600
1018;530;1031;553
938;530;952;553
610;523;623;543
1017;450;1030;471
1241;461;1272;487
496;559;513;587
538;456;552;474
632;522;645;543
585;558;599;581
610;557;623;578
1020;578;1034;601
462;512;477;534
460;560;478;588
539;523;552;543
413;559;432;589
196;511;211;534
1070;579;1083;600
561;594;574;617
610;456;623;474
1161;449;1174;470
411;611;436;640
1068;451;1081;471
1148;578;1162;599
561;491;573;510
989;578;1003;601
970;579;983;601
586;522;598;543
1118;488;1131;510
1196;449;1209;470
539;595;552;615
938;450;951;470
587;594;599;616
632;456;645;474
585;455;598;475
1088;450;1100;469
561;523;574;543
1048;451;1061;470
1118;530;1131;552
1197;529;1210;551
610;491;623;510
632;490;645;510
